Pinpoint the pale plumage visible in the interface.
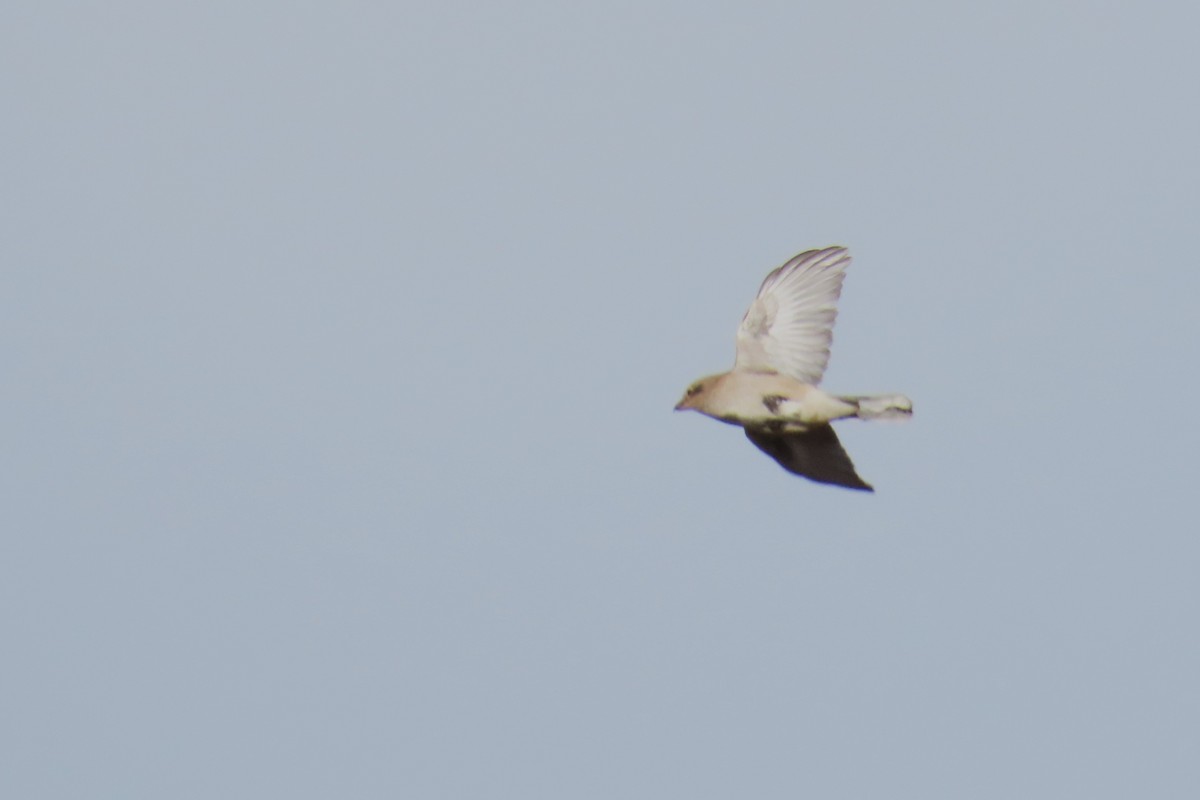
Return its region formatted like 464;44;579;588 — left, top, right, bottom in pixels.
675;246;911;491
734;246;848;385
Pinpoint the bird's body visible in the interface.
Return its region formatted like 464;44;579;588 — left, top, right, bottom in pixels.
675;246;911;491
681;372;859;429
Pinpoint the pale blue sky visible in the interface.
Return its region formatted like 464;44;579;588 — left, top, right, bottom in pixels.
4;2;1199;798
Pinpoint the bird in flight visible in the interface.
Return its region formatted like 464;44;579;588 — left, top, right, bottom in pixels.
675;246;911;491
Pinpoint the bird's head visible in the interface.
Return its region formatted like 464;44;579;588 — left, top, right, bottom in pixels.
674;375;720;411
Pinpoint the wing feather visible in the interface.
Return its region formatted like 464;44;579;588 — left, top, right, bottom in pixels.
733;246;850;385
744;425;873;491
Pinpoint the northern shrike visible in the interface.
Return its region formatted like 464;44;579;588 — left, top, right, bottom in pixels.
675;246;911;491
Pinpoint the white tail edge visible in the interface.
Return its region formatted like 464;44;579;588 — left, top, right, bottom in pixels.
844;394;913;421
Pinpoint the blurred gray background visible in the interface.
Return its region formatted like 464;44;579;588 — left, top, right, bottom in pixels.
4;2;1199;797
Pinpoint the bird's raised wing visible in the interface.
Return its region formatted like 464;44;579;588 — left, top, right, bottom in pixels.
734;246;850;385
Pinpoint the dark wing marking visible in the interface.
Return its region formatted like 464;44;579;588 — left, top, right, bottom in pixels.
762;395;787;414
744;425;874;492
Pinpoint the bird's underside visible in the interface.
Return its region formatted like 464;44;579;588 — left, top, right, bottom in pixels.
743;424;874;491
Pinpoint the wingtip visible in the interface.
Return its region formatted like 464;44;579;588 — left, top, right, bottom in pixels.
838;476;875;492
